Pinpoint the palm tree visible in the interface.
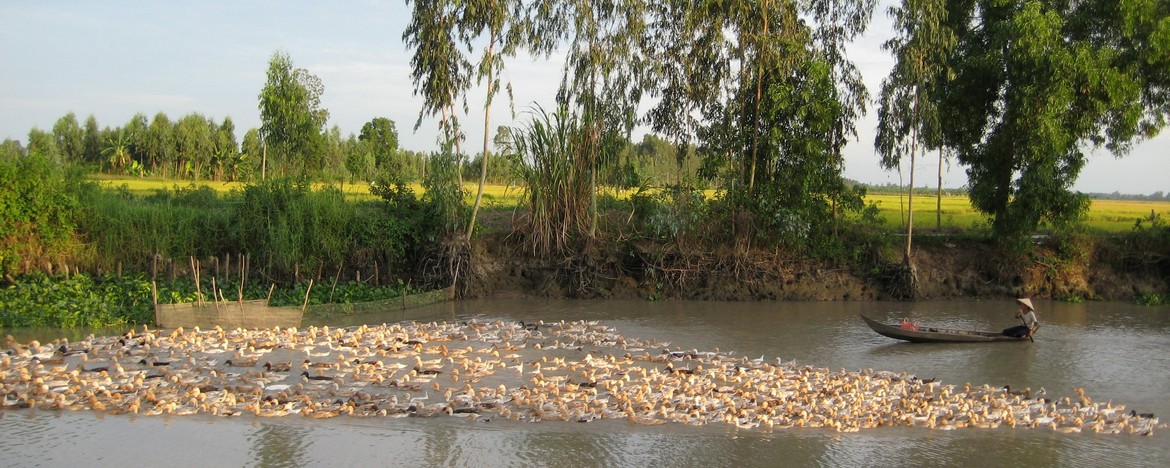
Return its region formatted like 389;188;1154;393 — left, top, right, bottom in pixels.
102;129;134;174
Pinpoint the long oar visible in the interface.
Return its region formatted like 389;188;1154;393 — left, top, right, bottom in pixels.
1021;317;1034;342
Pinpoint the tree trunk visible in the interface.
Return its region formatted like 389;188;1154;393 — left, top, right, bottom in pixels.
449;104;464;188
748;0;769;195
467;36;497;242
937;147;943;230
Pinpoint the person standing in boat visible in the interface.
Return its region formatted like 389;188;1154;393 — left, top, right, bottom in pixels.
1003;298;1039;338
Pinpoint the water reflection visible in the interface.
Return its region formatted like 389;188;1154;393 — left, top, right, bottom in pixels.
250;422;311;467
422;418;459;466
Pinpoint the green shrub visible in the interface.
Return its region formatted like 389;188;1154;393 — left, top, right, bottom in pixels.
0;154;88;277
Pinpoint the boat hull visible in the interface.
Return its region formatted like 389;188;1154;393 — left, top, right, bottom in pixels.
860;314;1030;343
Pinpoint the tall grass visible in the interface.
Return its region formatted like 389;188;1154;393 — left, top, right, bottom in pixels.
508;105;593;256
75;184;231;274
62;177;430;286
233;178;350;279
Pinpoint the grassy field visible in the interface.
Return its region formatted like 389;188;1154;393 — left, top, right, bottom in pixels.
92;176;1169;234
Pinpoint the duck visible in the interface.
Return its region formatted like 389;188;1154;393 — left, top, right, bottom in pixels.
1001;385;1031;399
1129;409;1156;419
264;361;293;372
300;371;336;381
224;358;258;368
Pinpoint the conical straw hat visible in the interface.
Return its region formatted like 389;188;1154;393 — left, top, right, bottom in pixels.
1016;298;1034;311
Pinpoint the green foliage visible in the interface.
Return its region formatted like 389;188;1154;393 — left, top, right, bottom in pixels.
0;274;153;328
267;280;411;308
101;128;135;175
0;139;23;161
73;183;231;273
26;128;60;163
403;0;471;142
258;51;329;177
232;178;354;279
463;151;517;185
366;179;432;270
52;113;84;165
629;185;710;248
0;273;413;328
0;153;87;277
420;149;468;236
941;0;1166;243
1134;293;1166;306
359;117;403;177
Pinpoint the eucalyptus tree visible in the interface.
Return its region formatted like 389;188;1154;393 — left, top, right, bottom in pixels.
939;0;1170;243
173;113;214;179
530;0;652;238
125;113;149;173
0;139;23;161
358;117;401;177
345;135;375;183
26;128;59;161
213;117;239;181
82;115;102;165
322;125;347;180
51;113;84;165
458;0;526;242
643;0;875;250
258;51;329;178
404;0;472;187
142;112;174;176
875;0;955;297
241;128;264;181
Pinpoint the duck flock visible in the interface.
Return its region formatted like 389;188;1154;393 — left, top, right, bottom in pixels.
0;319;1162;435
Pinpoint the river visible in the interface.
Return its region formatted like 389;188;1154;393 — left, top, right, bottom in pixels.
2;299;1168;467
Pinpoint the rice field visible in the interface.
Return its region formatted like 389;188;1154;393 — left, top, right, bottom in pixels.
92;177;1169;234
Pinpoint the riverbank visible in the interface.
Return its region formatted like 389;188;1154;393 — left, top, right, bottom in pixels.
464;231;1169;303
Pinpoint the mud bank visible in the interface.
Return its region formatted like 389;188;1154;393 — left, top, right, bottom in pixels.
462;235;1169;302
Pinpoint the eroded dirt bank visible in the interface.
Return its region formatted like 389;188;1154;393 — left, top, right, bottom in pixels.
461;234;1168;302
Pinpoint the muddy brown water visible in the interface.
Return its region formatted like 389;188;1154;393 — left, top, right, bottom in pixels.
2;299;1168;467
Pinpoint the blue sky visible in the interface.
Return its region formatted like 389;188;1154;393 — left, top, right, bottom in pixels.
1;0;1166;194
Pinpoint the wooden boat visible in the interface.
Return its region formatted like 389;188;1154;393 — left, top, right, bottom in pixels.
860;314;1031;343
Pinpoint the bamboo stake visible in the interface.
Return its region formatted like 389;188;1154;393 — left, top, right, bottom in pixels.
243;253;250;293
211;277;222;315
190;256;204;305
301;279;314;314
238;253;245;305
151;279;159;326
329;262;343;303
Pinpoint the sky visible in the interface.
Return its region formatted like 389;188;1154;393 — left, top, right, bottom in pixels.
1;0;1166;195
